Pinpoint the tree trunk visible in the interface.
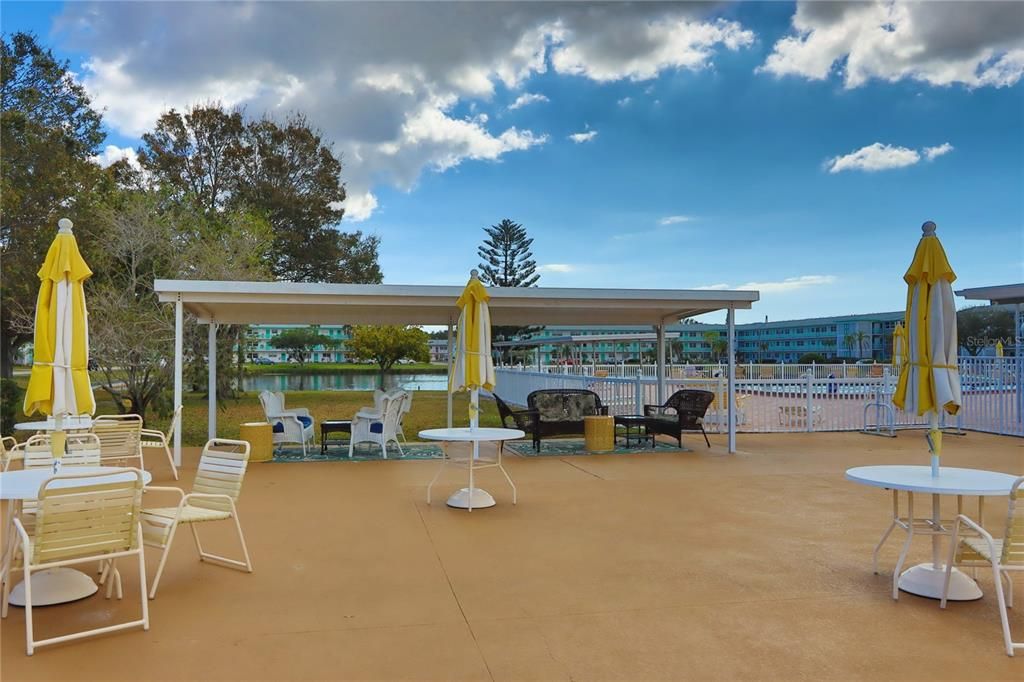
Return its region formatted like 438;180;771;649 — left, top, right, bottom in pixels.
0;331;24;380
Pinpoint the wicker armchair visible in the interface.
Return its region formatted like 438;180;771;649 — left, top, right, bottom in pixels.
526;389;607;452
643;389;714;448
493;394;537;434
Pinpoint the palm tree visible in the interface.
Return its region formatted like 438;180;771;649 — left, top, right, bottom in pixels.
854;330;869;359
759;341;770;362
843;333;857;359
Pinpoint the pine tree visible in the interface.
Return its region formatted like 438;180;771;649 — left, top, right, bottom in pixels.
477;219;539;288
476;219;540;358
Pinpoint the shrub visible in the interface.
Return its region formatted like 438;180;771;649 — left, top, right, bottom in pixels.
798;353;827;363
1;378;24;437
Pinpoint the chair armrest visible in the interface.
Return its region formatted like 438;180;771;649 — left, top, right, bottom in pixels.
184;492;234;506
354;409;382;421
143;485;187;502
505;408;538;432
597;405;609;416
140;429;166;439
1;436;17;450
287;407;312;418
13;516;31;550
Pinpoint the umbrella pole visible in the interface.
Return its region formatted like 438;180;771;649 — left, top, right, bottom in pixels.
928;410;942;570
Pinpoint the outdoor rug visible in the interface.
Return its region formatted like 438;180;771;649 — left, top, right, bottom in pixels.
504;438;691;457
272;442;444;463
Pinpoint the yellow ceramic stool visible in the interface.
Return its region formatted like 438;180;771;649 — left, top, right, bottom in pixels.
240;422;273;462
584;415;614;453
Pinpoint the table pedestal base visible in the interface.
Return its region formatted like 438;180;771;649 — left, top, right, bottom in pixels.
899;563;982;601
8;568;98;607
447;487;496;510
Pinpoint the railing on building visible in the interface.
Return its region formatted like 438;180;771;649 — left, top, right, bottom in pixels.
493;357;1022;438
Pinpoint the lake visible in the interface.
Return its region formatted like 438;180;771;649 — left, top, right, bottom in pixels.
241;372;448;393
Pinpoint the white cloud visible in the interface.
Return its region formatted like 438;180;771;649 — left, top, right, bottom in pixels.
923;142;954;161
550;17;755;82
826;143;920;173
658;215;693;226
696;275;837;293
568;129;598;144
56;3;758;222
91;144;140;170
617;96;632;106
759;1;1024;89
826;141;955;173
340;191;378;222
508;92;549;110
538;263;576;273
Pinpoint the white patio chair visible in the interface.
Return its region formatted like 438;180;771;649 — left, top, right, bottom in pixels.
140;438;253;598
396;391;413;443
1;436;18;471
91;414;144;469
140;406;181;480
259;390;314;456
941;475;1024;656
2;469;149;655
349;391;405;459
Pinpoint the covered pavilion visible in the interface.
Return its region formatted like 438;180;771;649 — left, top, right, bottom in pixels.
153;279;759;462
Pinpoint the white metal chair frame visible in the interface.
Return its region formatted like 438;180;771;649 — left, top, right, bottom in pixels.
348;391;406;459
941;476;1024;656
396;391;413;443
1;436;18;471
140;405;181;480
259;390;315;456
141;438;253;598
91;413;145;469
2;469;149;655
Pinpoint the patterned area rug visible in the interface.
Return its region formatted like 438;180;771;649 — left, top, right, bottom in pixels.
504;438;691;457
272;442;444;463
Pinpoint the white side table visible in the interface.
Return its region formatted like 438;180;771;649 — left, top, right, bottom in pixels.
1;467;152;606
419;427;524;511
846;465;1017;601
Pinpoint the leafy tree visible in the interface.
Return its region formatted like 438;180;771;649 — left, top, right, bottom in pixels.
0;32;106;377
478;219;539;288
703;331;727;361
347;325;429;388
957;305;1015;356
137;104;382;284
270;327;338;367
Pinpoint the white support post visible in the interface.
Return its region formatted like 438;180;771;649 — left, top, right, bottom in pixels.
207;321;217;441
446;316;454;430
727;306;736;454
656;323;666;404
173;297;183;467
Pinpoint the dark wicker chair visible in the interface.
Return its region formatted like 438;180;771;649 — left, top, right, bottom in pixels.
526;389;608;452
493;394;537;436
643;389;715;448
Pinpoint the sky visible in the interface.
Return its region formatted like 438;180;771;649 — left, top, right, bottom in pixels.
4;1;1023;324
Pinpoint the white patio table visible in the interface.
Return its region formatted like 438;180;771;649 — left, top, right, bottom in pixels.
420;427;523;511
1;466;151;606
13;416;93;432
846;465;1017;601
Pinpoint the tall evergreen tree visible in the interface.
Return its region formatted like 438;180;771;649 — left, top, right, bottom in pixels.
476;219;541;358
477;219;539;288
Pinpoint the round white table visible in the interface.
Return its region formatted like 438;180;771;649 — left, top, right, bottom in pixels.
846;465;1017;601
419;427;525;511
1;467;152;607
13;416;93;432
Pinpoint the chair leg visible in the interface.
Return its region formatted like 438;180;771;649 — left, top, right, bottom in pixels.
137;526;150;630
162;440;179;480
701;426;710;448
991;563;1015;656
148;521;181;599
393;437;404;457
232;511;254;573
23;564;34;655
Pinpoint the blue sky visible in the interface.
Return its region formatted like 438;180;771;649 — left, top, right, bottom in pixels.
5;1;1023;323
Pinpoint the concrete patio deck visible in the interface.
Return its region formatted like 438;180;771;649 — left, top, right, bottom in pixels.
1;431;1021;680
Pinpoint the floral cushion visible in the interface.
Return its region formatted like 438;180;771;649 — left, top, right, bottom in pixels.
533;393;567;422
564;395;597;421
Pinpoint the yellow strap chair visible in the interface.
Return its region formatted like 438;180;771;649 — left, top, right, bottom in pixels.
941;476;1024;656
140;406;181;480
141;438;253;598
2;469;149;655
91;414;144;469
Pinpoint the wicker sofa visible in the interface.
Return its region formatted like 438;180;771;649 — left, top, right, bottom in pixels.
496;389;607;452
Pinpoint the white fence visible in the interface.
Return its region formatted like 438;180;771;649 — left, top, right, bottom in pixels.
493;357;1023;438
506;362;903;380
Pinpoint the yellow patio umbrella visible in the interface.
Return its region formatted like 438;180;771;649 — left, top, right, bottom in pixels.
891;321;907;371
449;269;496;426
23;218;96;457
892;221;962;477
996;339;1004;357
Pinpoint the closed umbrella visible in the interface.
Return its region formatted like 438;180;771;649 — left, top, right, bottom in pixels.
447;269;496;508
891;321;907;371
23;218;96;460
995;339;1004;357
891;221;965;599
892;221;962;472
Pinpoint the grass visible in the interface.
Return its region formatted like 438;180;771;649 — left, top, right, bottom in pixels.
8;382;502;446
244;362;446;375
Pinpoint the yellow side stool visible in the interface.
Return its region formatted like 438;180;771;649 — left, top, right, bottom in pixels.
240;422;273;463
584;415;614;453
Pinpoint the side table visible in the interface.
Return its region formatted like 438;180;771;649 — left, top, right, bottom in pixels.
321;420;352;454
